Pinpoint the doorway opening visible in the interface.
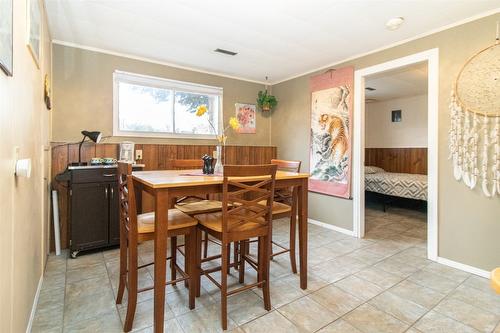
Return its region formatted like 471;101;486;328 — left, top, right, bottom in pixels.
352;49;439;260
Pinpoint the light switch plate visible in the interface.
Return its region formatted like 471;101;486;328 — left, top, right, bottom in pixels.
135;149;143;160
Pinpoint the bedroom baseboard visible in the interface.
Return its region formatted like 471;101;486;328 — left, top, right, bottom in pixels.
26;275;43;333
308;218;356;237
436;256;491;279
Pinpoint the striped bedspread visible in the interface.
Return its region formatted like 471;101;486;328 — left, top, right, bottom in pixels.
365;172;428;201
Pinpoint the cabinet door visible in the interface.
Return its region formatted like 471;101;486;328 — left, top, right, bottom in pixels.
70;183;109;250
108;182;120;245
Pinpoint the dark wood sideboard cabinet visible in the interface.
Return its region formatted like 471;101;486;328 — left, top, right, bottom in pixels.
66;165;143;258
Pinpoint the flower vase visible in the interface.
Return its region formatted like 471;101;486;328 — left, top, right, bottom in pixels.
214;144;224;174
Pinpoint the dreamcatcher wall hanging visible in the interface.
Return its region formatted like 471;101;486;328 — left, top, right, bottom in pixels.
449;23;500;197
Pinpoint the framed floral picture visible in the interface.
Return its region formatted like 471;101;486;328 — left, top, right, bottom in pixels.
235;103;256;134
0;0;13;76
27;0;41;68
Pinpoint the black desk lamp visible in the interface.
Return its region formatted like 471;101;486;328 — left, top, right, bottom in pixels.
72;130;102;166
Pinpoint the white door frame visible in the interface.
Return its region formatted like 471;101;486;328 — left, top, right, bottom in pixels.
352;48;439;261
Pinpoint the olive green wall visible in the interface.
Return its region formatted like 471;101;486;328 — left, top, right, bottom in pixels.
271;13;500;271
52;44;271;145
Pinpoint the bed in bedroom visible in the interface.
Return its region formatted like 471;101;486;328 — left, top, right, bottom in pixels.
364;148;428;211
365;166;428;201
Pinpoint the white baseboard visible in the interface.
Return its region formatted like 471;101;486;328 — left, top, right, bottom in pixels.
308;218;356;237
436;256;491;279
26;275;43;333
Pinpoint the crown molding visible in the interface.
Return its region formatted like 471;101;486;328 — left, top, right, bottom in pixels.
51;40;269;85
272;8;500;85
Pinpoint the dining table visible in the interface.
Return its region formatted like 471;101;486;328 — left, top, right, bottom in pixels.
132;169;309;333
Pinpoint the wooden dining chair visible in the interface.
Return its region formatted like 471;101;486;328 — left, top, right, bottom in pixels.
268;159;301;272
194;164;277;330
166;159;226;262
115;162;198;332
239;159;301;274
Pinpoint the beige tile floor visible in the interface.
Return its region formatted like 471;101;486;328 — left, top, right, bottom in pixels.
32;207;500;333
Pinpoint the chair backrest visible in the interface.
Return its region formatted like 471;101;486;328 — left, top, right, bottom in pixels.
167;159;204;170
271;159;301;204
271;159;301;173
117;162;138;239
167;159;208;202
221;164;277;237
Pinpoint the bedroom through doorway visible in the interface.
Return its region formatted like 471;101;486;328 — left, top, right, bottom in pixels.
362;62;429;250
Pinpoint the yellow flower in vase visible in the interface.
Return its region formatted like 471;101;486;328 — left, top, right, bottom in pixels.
196;104;208;116
229;117;240;130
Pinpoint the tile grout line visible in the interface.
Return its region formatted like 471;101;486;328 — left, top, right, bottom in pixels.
307;241;429;332
61;254;68;331
305;223;429;333
413;275;499;333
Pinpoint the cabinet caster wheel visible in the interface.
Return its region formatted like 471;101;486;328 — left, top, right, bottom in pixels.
70;251;79;259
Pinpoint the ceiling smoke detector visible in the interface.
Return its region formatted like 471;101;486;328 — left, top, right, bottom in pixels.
386;17;405;31
214;48;238;56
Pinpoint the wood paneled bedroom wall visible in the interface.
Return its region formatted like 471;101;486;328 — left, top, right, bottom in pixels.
365;148;427;175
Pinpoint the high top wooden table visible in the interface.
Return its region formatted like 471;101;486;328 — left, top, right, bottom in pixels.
132;169;309;333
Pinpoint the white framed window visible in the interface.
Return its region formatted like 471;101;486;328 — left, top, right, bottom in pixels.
113;71;222;139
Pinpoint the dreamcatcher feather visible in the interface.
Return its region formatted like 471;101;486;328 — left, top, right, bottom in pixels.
449;24;500;197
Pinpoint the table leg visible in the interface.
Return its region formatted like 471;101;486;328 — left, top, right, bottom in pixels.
133;182;143;214
154;189;169;333
298;178;308;290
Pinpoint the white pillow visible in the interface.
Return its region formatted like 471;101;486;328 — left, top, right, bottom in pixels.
365;166;385;174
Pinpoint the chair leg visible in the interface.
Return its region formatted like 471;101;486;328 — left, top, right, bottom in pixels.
226;243;231;274
116;231;127;304
238;241;246;283
195;229;202;298
269;237;274;260
221;242;228;331
124;240;138;332
261;235;271;311
233;241;239;271
289;213;297;274
187;230;196;310
171;236;177;286
184;235;190;288
253;239;263;289
203;231;209;258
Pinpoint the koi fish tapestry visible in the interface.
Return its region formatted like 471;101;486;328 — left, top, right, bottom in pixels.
309;67;354;198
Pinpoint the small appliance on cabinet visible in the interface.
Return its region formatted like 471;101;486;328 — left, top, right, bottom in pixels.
120;141;135;163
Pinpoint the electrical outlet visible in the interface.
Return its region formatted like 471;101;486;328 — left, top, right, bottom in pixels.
135;149;143;160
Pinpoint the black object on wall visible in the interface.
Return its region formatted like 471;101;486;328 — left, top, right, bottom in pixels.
391;110;402;122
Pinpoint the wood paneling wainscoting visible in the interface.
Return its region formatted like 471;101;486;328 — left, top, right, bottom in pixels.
50;143;277;251
365;148;427;175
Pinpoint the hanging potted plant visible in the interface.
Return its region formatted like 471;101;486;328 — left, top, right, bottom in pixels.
257;90;278;112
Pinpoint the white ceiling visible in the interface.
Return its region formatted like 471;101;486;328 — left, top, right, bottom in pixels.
365;62;428;101
45;0;500;84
